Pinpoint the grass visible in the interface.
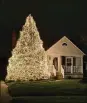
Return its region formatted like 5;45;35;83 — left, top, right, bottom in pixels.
7;79;87;96
11;96;87;103
7;79;87;103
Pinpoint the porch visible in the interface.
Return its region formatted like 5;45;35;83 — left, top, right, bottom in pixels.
62;65;83;74
61;56;83;78
62;65;83;78
47;56;83;79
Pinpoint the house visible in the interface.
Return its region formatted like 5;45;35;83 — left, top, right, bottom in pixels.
46;36;85;79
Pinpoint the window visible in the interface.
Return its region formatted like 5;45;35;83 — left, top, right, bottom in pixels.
62;43;67;46
66;58;72;66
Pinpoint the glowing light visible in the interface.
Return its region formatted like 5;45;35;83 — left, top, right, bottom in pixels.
6;14;50;81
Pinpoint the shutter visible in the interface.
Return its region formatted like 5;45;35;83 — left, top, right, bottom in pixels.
62;56;65;65
73;57;76;66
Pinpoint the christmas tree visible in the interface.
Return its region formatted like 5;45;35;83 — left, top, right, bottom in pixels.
6;14;50;81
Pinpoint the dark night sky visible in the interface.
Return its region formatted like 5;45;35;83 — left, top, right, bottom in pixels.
0;0;87;57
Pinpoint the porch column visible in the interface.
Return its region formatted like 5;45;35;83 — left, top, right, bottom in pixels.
71;67;73;74
81;56;83;73
58;56;62;73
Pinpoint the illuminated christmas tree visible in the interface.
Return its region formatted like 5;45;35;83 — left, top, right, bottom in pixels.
6;14;50;81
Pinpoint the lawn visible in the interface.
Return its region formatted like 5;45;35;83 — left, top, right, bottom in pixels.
7;79;87;103
7;79;87;96
12;96;87;103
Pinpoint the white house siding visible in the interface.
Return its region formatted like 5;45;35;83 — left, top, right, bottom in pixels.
46;36;85;56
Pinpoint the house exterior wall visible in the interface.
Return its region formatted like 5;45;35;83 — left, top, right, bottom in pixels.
46;36;85;57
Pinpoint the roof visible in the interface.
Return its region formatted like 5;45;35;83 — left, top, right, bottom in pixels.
46;36;85;57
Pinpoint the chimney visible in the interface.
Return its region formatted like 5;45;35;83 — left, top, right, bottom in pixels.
12;31;16;49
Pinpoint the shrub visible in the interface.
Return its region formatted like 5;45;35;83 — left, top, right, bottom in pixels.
56;72;63;80
67;76;72;79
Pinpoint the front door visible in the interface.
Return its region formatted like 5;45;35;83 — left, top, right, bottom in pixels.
65;57;73;73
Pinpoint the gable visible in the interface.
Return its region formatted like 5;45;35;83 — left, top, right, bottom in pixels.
46;36;85;56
